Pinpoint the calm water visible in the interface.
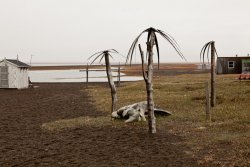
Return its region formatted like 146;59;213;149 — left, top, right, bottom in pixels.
29;69;143;83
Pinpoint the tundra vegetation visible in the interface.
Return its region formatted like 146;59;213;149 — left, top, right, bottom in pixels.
42;67;250;166
84;71;250;165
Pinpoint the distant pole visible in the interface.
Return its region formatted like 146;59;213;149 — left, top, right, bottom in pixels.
86;63;89;87
202;63;206;71
117;62;121;87
211;42;216;107
205;81;211;121
30;54;33;66
4;57;7;66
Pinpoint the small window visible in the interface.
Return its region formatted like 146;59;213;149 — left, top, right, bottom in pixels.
228;61;235;68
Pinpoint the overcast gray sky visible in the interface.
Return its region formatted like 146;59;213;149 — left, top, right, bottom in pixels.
0;0;249;63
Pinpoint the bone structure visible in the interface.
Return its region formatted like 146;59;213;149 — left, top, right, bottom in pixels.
111;101;171;123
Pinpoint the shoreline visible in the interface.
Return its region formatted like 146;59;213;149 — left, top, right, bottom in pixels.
29;63;201;77
29;63;199;70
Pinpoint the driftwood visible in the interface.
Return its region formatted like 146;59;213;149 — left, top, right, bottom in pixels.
211;42;216;107
104;53;117;113
117;62;121;87
88;49;119;113
200;41;217;107
86;63;89;87
126;27;185;133
111;101;172;123
138;33;156;132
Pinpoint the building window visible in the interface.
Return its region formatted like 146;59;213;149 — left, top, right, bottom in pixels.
228;61;235;68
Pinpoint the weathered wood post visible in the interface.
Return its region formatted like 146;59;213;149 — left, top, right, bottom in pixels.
86;63;89;88
138;33;157;134
127;27;185;133
211;42;216;107
104;52;117;113
205;81;211;121
88;49;121;115
202;63;206;71
146;31;156;134
117;62;121;87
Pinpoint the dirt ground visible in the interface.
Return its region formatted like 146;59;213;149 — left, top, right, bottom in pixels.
0;83;201;167
0;64;249;166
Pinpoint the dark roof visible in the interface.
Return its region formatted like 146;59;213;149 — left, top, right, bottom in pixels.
6;59;30;68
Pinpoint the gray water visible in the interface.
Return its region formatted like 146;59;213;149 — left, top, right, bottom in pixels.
29;69;143;83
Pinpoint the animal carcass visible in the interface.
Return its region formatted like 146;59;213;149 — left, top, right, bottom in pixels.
111;101;171;123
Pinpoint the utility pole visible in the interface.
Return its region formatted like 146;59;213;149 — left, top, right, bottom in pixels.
30;54;34;66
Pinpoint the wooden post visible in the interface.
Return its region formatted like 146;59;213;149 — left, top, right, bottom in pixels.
30;54;33;66
146;32;156;134
86;63;89;88
202;63;206;71
205;81;211;121
117;62;121;87
211;42;216;107
104;53;117;113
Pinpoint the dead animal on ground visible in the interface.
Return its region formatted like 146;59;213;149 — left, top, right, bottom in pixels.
112;101;172;123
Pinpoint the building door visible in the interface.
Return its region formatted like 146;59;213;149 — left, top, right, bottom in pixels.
242;59;250;73
0;66;9;88
216;59;223;74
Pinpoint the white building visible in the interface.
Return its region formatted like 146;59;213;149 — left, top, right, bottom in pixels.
0;59;30;89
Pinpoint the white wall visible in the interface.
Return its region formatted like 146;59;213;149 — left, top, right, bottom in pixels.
0;61;29;89
17;68;29;89
8;64;18;88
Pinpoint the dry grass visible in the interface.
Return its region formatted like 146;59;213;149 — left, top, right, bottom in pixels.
41;116;111;131
86;73;250;138
41;72;249;165
45;72;249;138
90;74;249;115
